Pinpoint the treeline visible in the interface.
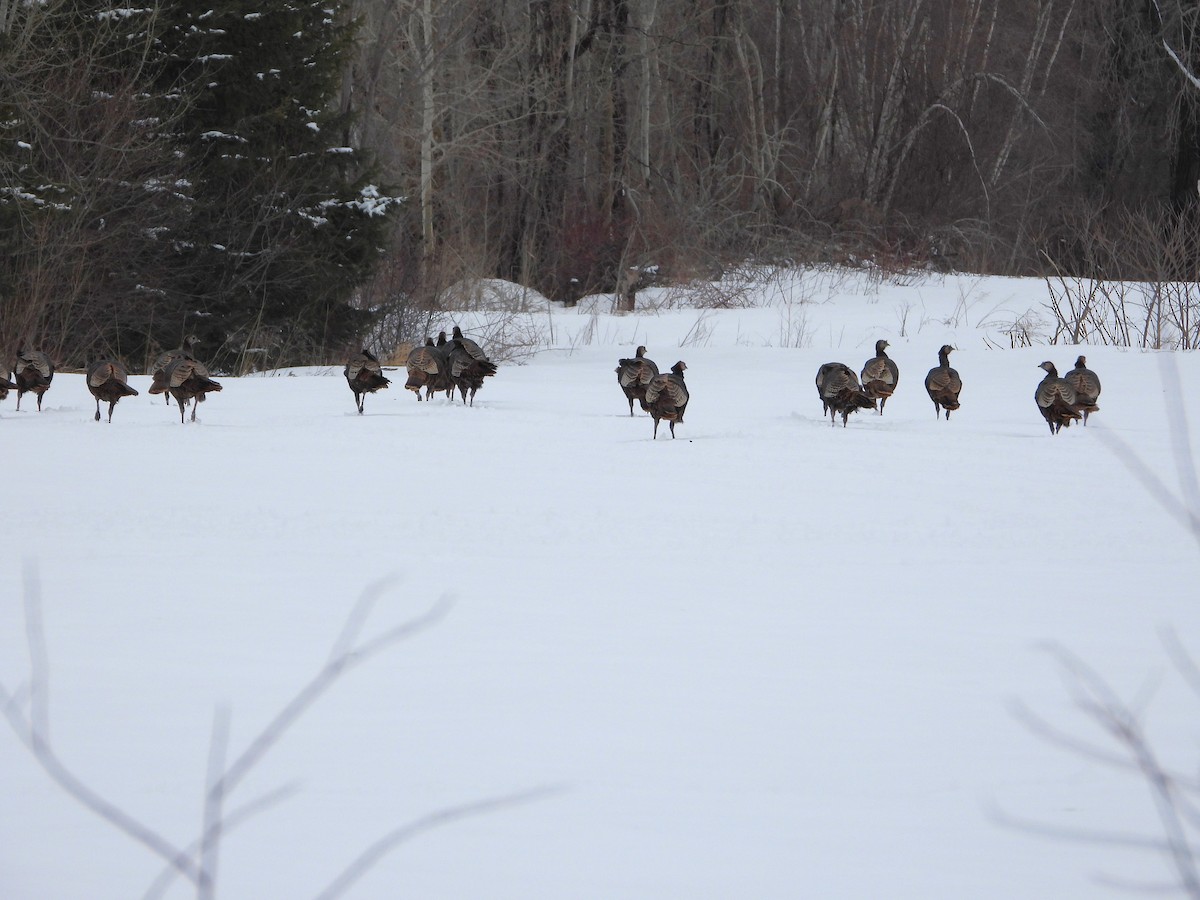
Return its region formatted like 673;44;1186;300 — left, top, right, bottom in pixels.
5;0;1200;370
354;0;1200;304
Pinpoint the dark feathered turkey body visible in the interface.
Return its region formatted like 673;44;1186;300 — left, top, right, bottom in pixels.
1035;361;1082;435
1063;355;1100;425
13;346;54;411
924;345;962;420
860;340;899;414
615;346;659;416
344;349;390;414
87;360;139;422
152;357;222;423
645;361;689;438
150;338;198;405
405;338;450;400
447;326;497;406
815;362;874;427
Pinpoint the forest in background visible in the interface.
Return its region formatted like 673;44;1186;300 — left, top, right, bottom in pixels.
4;0;1200;370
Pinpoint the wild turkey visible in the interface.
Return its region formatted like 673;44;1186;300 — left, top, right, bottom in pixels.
1035;361;1083;435
1063;355;1101;425
924;345;962;420
150;337;198;405
12;345;54;411
147;339;203;397
447;326;498;405
644;361;689;439
150;356;222;423
815;362;874;427
860;339;900;415
86;360;139;423
344;348;390;413
404;337;450;401
814;363;836;416
615;345;659;416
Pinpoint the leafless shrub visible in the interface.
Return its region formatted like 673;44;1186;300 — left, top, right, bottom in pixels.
437;279;551;313
356;243;432;360
640;272;759;311
678;309;717;348
369;275;551;363
435;312;548;363
996;308;1049;348
1042;206;1200;350
931;278;1005;331
1043;273;1138;347
565;308;602;352
777;302;813;349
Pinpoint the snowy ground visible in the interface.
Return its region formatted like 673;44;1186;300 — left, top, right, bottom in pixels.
2;268;1198;899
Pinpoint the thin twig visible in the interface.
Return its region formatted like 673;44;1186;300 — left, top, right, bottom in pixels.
215;593;453;798
313;785;565;900
22;559;49;742
0;680;200;884
141;783;302;900
326;575;394;667
198;704;231;900
1090;357;1200;552
0;564;200;884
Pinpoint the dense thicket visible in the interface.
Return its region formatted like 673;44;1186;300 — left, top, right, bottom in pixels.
0;2;185;367
4;0;1200;367
350;0;1200;301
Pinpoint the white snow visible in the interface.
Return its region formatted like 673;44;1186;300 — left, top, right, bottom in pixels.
1;269;1197;899
199;130;245;142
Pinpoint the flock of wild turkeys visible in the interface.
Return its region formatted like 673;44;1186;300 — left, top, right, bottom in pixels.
398;327;498;408
813;340;1101;434
0;329;496;424
345;325;502;414
618;341;1101;437
1;334;1101;436
615;347;690;438
0;343;223;424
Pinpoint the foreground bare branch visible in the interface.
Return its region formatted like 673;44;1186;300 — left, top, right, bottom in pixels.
2;573;555;898
1010;644;1200;897
1008;362;1200;895
314;785;566;900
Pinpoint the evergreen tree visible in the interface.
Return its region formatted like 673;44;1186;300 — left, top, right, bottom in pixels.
154;0;401;372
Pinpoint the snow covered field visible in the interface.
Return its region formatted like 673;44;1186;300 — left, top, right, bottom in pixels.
2;268;1198;899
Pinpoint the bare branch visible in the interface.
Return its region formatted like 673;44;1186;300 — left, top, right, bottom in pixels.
198;704;232;900
0;574;456;895
22;559;49;742
1012;641;1200;897
313;785;565;900
1151;1;1200;92
215;592;454;798
0;681;200;885
140;783;302;900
